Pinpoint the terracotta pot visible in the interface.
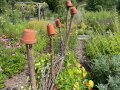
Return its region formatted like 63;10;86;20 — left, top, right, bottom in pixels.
66;0;72;8
21;29;36;44
71;7;78;15
55;19;61;28
47;24;55;36
53;84;57;90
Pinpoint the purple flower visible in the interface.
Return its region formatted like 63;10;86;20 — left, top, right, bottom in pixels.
6;45;11;48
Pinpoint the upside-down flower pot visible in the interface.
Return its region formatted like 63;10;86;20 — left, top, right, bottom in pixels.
21;29;36;44
66;0;73;8
71;7;78;15
55;19;61;28
47;24;55;36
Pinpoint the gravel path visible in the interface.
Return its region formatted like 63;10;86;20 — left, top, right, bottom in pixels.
77;35;93;73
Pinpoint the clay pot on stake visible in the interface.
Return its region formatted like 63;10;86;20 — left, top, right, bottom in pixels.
55;18;64;56
66;0;73;35
64;7;78;54
21;29;37;90
47;24;55;88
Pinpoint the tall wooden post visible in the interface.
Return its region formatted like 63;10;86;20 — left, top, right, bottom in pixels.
64;15;73;54
58;27;63;55
66;8;69;35
64;6;78;54
26;44;36;90
47;24;55;89
38;4;40;21
50;36;54;79
55;18;63;55
21;29;37;90
11;0;15;24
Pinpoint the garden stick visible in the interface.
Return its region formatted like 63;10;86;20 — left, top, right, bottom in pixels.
58;27;64;56
26;44;37;90
47;24;55;89
66;0;73;35
66;8;69;36
50;36;54;79
64;15;73;54
55;18;64;55
64;7;78;54
21;29;37;90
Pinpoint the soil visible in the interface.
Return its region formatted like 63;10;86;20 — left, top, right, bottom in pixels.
2;67;29;90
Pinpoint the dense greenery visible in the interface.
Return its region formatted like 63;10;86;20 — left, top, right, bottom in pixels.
84;7;120;90
85;0;118;11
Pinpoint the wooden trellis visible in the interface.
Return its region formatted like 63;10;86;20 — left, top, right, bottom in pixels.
15;2;47;20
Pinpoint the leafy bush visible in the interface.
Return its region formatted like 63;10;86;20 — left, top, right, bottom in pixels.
0;15;27;40
0;0;8;14
0;72;5;89
97;75;120;90
85;34;120;59
117;0;120;12
85;0;118;11
0;46;26;77
56;51;87;90
92;55;120;85
83;10;120;34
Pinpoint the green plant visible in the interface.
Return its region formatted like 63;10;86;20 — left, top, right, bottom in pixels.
0;46;26;77
0;72;5;89
97;75;120;90
85;0;118;11
0;15;27;40
35;53;50;89
85;34;120;59
92;55;120;84
56;51;87;90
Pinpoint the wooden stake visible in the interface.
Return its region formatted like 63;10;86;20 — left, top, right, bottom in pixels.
58;27;64;56
66;8;69;35
50;36;54;79
26;44;36;90
64;15;74;54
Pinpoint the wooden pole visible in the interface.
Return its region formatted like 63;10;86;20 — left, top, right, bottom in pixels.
58;27;63;56
66;8;69;37
64;15;74;54
26;44;36;90
38;4;41;21
50;36;54;78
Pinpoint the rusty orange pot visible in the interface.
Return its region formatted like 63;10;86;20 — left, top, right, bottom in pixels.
71;7;78;15
55;19;61;28
21;29;36;44
47;24;55;36
66;0;72;8
53;84;57;90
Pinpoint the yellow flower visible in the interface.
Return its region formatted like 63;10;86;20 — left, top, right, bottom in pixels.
73;82;79;90
82;67;87;78
88;80;94;88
